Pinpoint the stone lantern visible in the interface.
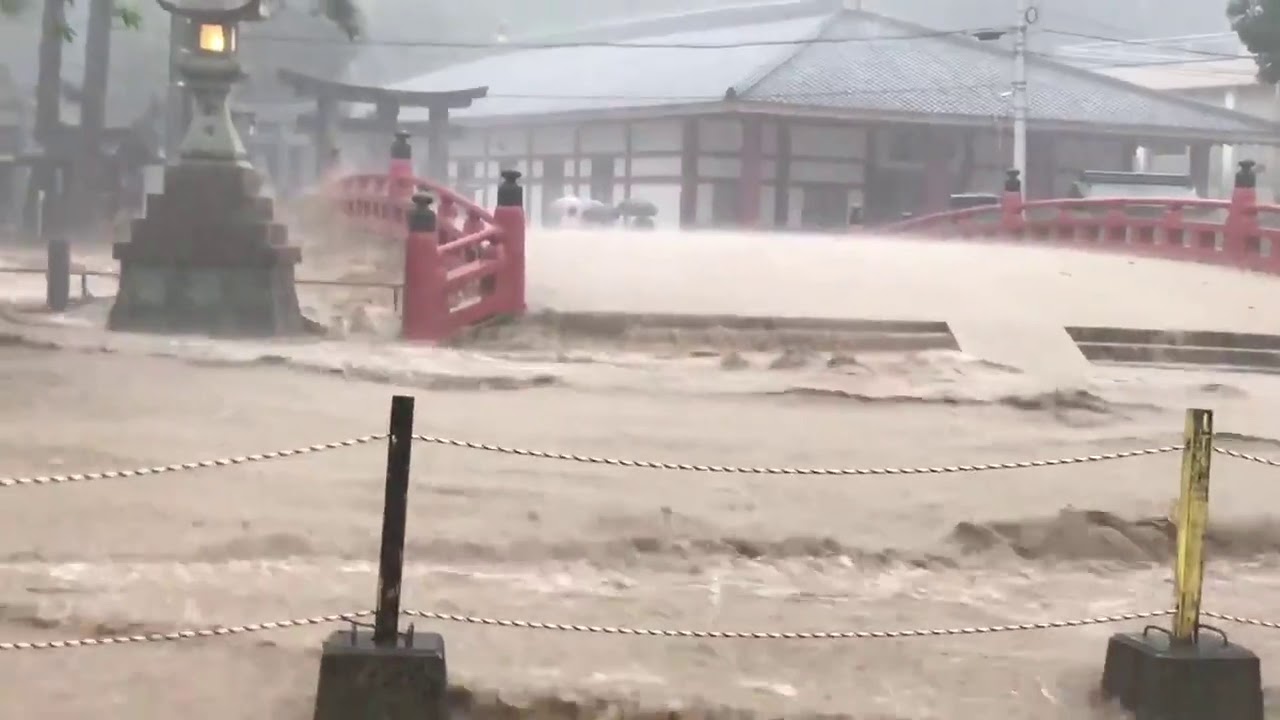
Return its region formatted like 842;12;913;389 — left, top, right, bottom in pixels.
108;0;306;336
160;0;263;163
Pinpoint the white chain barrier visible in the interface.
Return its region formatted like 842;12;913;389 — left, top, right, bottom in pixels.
411;434;1183;475
0;612;373;650
0;435;388;489
11;607;1280;651
1202;610;1280;630
399;608;1175;639
1212;447;1280;467
0;608;1176;651
0;435;1195;490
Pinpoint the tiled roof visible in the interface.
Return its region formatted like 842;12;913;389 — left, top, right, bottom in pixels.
388;0;1276;139
855;0;1236;49
743;11;1272;136
390;3;831;121
1095;59;1257;92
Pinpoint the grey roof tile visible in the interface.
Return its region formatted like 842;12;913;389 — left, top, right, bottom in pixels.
744;12;1273;136
391;8;830;121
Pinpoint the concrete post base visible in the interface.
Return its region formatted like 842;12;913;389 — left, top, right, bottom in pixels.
108;162;306;336
312;628;448;720
1101;630;1262;719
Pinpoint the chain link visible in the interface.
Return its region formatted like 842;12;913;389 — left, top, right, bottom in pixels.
1212;447;1280;467
0;435;388;489
0;608;1170;650
0;433;1186;488
413;434;1181;474
1202;610;1280;629
400;608;1173;638
0;611;373;650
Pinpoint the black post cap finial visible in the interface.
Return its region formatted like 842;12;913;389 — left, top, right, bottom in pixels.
1004;168;1022;193
390;130;412;160
497;169;523;207
1236;159;1258;189
408;192;436;232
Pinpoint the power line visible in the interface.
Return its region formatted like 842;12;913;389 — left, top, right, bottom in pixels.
247;24;1256;63
472;83;1006;102
1041;28;1248;60
1032;50;1256;68
245;27;979;49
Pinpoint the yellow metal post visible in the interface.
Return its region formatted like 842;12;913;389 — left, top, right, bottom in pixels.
1172;408;1213;643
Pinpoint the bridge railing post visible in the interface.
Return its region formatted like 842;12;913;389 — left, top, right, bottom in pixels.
1226;160;1259;263
1000;169;1023;237
402;193;449;340
492;169;527;315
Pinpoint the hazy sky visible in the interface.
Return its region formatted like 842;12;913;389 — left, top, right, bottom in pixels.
0;0;1246;127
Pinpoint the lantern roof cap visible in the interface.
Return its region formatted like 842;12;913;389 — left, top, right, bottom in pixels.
155;0;266;24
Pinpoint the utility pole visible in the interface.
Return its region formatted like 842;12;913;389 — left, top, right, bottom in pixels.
1012;0;1032;185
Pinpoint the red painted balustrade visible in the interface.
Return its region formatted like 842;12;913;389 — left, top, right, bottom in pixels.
880;163;1280;276
325;143;526;342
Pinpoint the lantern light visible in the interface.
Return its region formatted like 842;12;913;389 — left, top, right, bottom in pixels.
197;23;234;53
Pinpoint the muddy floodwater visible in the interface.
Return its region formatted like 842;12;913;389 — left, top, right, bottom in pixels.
2;227;1280;719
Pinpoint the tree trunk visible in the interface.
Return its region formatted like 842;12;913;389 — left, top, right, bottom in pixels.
81;0;111;141
67;0;114;236
33;0;64;144
24;0;67;236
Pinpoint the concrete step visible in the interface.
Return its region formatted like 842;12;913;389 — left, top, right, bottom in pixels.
949;318;1090;380
459;311;959;354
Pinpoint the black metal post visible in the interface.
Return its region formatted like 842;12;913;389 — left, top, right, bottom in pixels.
373;394;414;647
46;235;69;312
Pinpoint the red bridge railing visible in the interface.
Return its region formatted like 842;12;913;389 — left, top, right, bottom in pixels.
880;162;1280;275
325;134;526;342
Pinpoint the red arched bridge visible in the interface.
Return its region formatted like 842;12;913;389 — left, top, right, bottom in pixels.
881;162;1278;272
326;132;526;342
326;134;1279;343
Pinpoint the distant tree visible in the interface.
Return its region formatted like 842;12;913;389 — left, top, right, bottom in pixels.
0;0;140;36
1229;0;1280;83
316;0;361;40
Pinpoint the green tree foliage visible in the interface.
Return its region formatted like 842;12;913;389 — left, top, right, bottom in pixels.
0;0;140;39
1230;0;1280;83
317;0;360;40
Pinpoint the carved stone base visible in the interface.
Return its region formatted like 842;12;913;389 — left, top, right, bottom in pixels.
108;162;306;336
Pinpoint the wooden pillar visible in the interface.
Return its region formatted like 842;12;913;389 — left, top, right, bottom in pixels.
774;120;791;228
571;125;582;197
738;115;763;228
1121;140;1138;172
372;105;395;183
623;122;634;199
921;130;952;213
1026;132;1057;200
1189;143;1211;197
480;129;492;207
374;99;400;152
524;127;534;213
425;105;449;182
314;94;336;179
679;118;698;228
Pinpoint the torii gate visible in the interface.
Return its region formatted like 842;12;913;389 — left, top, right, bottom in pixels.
277;68;487;182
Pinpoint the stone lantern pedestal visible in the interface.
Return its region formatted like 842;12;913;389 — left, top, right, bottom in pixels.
107;0;306;336
108;162;304;335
